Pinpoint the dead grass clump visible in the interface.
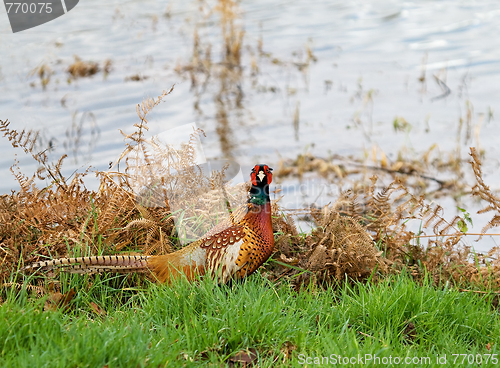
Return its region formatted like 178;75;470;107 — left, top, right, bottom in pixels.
269;195;386;288
29;64;53;90
275;143;467;201
125;74;149;82
67;56;111;79
306;200;384;279
29;56;112;88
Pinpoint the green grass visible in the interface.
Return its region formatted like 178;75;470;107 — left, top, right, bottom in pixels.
1;272;499;367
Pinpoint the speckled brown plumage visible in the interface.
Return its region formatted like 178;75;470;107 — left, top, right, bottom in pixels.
22;165;275;284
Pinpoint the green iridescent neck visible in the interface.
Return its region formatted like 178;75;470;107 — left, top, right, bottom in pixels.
249;184;270;205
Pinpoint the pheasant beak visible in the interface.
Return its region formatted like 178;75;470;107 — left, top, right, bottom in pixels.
257;171;266;182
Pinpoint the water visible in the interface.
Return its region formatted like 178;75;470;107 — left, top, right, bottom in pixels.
2;0;500;250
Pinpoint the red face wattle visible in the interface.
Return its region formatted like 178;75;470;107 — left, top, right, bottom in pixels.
251;165;273;186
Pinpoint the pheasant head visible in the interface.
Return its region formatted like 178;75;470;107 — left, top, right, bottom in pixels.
249;164;273;205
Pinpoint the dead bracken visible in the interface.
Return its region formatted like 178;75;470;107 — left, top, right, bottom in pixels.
1;87;500;296
67;56;112;79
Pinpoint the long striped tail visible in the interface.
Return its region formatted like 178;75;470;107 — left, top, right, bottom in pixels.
21;255;150;274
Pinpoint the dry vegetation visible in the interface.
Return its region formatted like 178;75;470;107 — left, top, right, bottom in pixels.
1;85;500;297
274;145;467;201
29;55;112;90
2;0;500;298
173;0;315;159
67;56;112;80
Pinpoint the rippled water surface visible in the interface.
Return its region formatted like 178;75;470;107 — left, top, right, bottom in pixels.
2;0;500;249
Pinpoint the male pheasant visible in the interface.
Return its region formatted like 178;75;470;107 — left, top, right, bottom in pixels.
22;164;274;284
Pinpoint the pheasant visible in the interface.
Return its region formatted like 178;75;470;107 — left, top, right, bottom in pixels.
22;164;274;284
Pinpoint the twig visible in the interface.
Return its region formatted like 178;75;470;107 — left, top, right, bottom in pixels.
412;232;500;239
459;288;500;295
357;331;383;343
354;162;446;186
431;75;451;101
330;154;447;186
273;267;293;282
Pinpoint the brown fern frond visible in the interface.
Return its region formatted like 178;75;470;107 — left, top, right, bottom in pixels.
10;162;37;195
422;205;444;229
436;216;460;236
125;218;156;231
481;215;500;236
285;214;298;236
0;119;48;165
470;147;500;240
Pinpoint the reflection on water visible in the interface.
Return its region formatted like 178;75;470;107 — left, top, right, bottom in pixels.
64;111;100;164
